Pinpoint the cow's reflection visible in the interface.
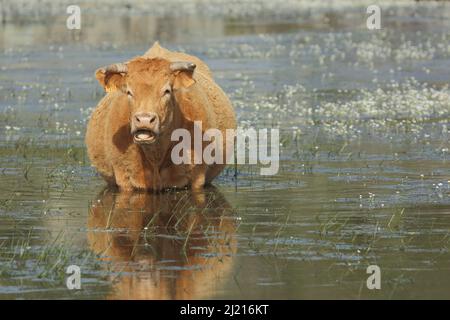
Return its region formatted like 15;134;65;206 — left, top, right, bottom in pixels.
87;187;238;299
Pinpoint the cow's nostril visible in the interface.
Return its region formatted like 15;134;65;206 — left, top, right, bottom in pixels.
134;113;158;128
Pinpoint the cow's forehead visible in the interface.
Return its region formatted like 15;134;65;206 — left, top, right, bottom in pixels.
126;59;171;87
128;57;171;73
127;71;170;88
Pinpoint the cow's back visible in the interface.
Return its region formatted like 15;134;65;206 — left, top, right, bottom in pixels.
144;42;213;79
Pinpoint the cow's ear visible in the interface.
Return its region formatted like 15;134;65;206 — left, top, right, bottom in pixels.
95;70;126;93
95;63;128;93
171;62;196;89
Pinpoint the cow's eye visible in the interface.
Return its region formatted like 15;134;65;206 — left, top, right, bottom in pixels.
126;90;133;97
163;88;171;96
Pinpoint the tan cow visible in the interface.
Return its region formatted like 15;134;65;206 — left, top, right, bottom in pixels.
86;42;236;191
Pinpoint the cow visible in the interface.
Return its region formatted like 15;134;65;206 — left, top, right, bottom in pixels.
86;42;236;191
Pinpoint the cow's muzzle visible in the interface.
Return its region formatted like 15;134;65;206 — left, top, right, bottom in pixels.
131;112;160;144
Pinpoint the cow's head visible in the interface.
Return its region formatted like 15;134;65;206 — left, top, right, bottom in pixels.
95;58;196;145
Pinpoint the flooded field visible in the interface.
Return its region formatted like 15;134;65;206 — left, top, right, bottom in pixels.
1;1;450;299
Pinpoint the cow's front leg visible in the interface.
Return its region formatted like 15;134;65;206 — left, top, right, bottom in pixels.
191;164;207;191
159;164;191;190
130;165;161;190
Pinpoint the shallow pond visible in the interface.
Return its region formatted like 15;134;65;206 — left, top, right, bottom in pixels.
1;1;450;299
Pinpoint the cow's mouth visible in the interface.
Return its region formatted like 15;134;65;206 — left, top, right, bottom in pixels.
133;130;157;144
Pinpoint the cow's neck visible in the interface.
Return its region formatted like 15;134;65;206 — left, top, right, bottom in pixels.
139;135;171;168
139;107;184;170
142;112;184;170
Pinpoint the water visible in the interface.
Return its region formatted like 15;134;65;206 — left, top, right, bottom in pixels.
1;1;450;299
